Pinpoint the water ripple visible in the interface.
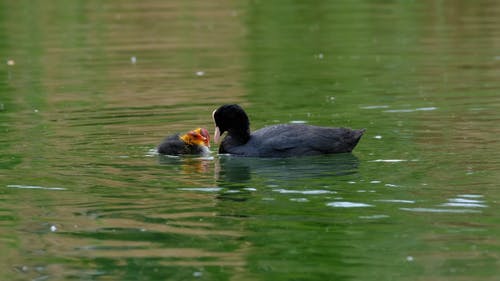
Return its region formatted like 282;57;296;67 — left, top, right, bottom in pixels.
441;197;487;208
273;189;335;195
400;208;481;214
7;184;66;191
384;107;438;113
326;202;373;208
178;187;223;192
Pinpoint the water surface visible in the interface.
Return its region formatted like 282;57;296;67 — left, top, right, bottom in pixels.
1;1;500;280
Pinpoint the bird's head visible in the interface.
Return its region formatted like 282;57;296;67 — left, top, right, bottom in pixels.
212;104;250;144
180;127;210;147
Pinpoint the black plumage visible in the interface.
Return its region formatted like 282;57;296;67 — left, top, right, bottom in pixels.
157;128;210;155
212;104;364;157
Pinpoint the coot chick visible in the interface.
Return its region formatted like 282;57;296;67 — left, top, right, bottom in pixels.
212;104;364;157
158;128;211;155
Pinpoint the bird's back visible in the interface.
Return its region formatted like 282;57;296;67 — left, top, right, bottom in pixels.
221;124;364;157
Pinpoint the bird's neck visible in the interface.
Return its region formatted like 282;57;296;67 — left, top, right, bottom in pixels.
228;127;250;144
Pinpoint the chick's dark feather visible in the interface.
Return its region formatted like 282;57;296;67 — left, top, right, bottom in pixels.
158;134;205;155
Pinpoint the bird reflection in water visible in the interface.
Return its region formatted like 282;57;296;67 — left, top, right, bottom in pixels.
158;153;360;202
158;155;213;174
214;153;360;202
158;153;360;182
215;153;360;183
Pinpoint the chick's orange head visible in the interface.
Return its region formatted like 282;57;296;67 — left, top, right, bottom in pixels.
195;128;210;147
180;128;210;147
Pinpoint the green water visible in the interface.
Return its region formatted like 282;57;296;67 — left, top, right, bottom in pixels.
2;1;500;280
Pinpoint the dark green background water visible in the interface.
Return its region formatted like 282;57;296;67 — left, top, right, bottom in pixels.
1;1;500;280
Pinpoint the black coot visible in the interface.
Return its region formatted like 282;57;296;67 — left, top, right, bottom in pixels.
212;104;364;157
158;128;210;155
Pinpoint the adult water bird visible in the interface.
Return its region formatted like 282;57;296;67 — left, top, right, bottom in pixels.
212;104;364;157
157;128;211;155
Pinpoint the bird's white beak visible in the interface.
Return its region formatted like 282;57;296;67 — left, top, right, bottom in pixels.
214;126;221;144
212;109;221;144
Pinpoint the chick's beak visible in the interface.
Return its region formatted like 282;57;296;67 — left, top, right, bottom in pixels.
194;128;210;147
200;128;210;147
